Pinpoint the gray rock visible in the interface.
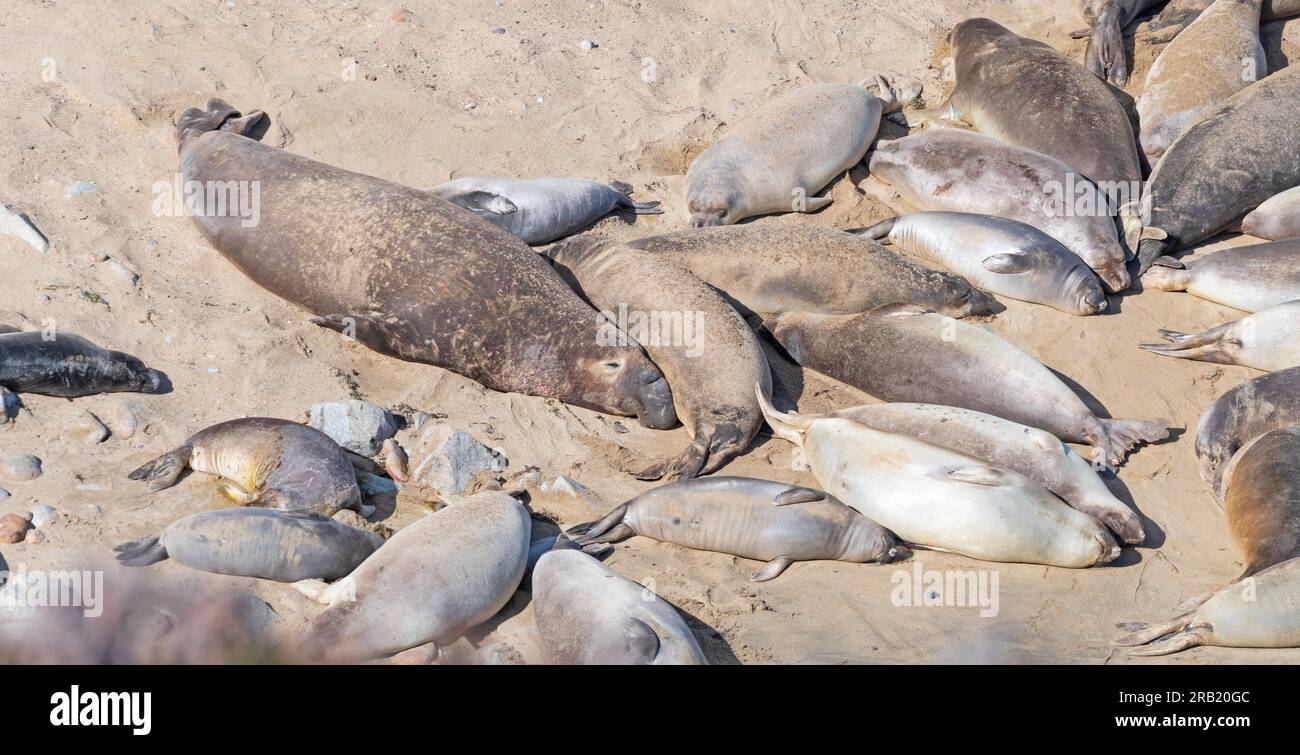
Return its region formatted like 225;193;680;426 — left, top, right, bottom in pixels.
28;505;56;528
409;425;507;496
73;410;109;444
0;453;42;482
103;399;139;439
307;400;399;455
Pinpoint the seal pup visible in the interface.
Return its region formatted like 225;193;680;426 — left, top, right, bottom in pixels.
570;477;902;580
1196;366;1300;497
1078;0;1168;86
128;418;368;516
295;492;531;661
1241;185;1300;240
685;77;908;226
0;203;48;254
176;98;674;430
1134;65;1300;274
868;129;1134;292
756;390;1122;567
429;177;661;245
765;305;1171;466
549;241;771;480
1142;239;1300;312
0;330;166;397
532;548;708;664
1140;300;1300;371
812;402;1144;544
1136;0;1266;161
114;508;384;582
853;212;1108;315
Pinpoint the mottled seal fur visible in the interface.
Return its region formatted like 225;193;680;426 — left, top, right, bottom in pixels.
1195;366;1300;498
0;330;166;398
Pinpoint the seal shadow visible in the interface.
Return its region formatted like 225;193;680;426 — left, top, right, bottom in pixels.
676;604;742;665
1262;21;1292;73
1099;469;1167;558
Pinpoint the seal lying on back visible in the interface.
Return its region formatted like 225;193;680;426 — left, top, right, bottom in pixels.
176;98;674;430
1141;239;1300;311
295;492;531;661
757;390;1121;567
532;549;708;665
1079;0;1167;86
1242;185;1300;240
1196;366;1300;498
429;177;661;245
570;477;901;581
1136;0;1266;161
869;129;1133;292
1140;300;1300;371
765;305;1171;466
854;212;1108;315
685;77;906;226
1134;65;1300;274
549;241;771;480
114;508;383;582
0;330;166;397
128;418;367;516
589;224;998;318
816;402;1145;544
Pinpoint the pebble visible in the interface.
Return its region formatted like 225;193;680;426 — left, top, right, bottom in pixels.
0;453;42;482
0;513;30;544
73;410;110;443
492;27;505;34
24;528;45;545
64;180;98;198
0;488;8;499
76;483;108;492
103;400;140;439
108;258;140;288
28;505;56;528
464;101;477;111
308;400;400;456
580;39;597;50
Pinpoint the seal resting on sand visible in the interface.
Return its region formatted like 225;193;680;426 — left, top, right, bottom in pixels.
0;330;166;398
1195;366;1300;498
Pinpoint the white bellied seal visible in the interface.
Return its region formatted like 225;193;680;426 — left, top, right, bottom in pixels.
1140;300;1300;371
1142;239;1300;311
1242;185;1300;240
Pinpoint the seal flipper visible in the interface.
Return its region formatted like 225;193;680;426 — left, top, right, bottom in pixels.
440;190;518;216
751;556;794;582
772;486;826;505
568;503;632;542
114;533;169;566
128;447;191;492
637;422;751;481
609;182;663;215
1090;418;1172;467
850;217;896;242
1139;325;1240;365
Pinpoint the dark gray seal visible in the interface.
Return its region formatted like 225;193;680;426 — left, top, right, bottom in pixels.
0;330;166;397
1195;365;1300;498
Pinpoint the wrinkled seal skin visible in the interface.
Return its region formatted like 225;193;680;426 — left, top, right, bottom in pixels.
532;549;708;665
757;392;1121;567
1081;0;1167;86
765;305;1171;467
1140;300;1300;371
549;241;771;480
869;129;1131;292
128;417;366;516
429;177;661;245
943;19;1142;191
820;402;1145;544
572;224;998;318
176;99;674;430
296;493;531;661
1135;65;1300;274
0;330;166;397
114;508;383;582
685;78;902;226
855;212;1108;315
1242;185;1300;240
571;477;901;580
1141;239;1300;311
1196;366;1300;498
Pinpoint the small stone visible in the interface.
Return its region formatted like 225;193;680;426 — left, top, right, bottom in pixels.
492;27;505;34
0;488;8;499
76;483;108;492
580;39;596;50
86;504;103;515
0;453;42;482
408;424;508;496
73;410;110;443
0;513;30;544
463;101;477;111
308;400;400;455
103;399;139;439
36;293;50;302
411;411;431;429
28;505;56;528
64;180;98;198
108;258;140;288
24;528;45;545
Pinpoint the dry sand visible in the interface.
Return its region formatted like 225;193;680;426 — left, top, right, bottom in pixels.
1;0;1298;663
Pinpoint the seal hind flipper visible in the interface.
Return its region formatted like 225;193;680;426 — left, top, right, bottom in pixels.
850;217;896;241
1090;418;1172;467
128;447;191;492
114;534;169;567
751;556;794;582
568;503;631;542
1139;326;1239;364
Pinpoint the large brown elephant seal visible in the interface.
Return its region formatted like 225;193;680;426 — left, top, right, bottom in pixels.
1196;366;1300;498
765;305;1171;467
294;492;531;661
176;99;674;429
549;241;771;480
570;477;901;580
1079;0;1168;86
1137;0;1266;161
1223;428;1300;578
1134;65;1300;274
1142;239;1300;311
0;330;166;397
1242;185;1300;240
531;549;708;664
128;417;367;516
1140;300;1300;371
685;77;907;226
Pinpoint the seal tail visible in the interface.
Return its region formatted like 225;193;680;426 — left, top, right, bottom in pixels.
849;217;896;242
1112;613;1210;656
1139;326;1238;364
113;534;169;567
754;384;813;446
1092;418;1172;467
127;447;190;492
568;503;633;543
176;98;269;146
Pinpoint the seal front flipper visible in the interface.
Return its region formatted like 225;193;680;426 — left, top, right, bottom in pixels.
771;486;826;505
1089;418;1173;468
751;556;794;582
438;189;518;216
128;446;192;492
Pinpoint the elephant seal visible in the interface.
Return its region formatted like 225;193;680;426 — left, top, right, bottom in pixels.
1140;300;1300;371
531;548;708;664
128;418;367;516
0;330;166;397
765;305;1171;467
869;129;1133;292
1134;65;1300;274
1141;239;1300;311
1137;0;1266;161
1196;366;1300;498
295;492;531;661
854;212;1108;315
1079;0;1167;86
1148;0;1300;35
114;508;384;582
1242;185;1300;240
176;98;674;429
813;402;1144;544
1223;427;1300;578
685;77;907;226
429;177;661;245
549;241;771;480
757;390;1121;567
570;477;901;580
939;19;1142;191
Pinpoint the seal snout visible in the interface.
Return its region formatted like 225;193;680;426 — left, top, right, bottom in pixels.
139;368;169;394
630;366;677;430
1095;529;1122;566
1080;288;1109;316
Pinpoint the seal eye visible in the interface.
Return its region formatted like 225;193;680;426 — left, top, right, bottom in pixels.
670;517;681;526
601;359;623;373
